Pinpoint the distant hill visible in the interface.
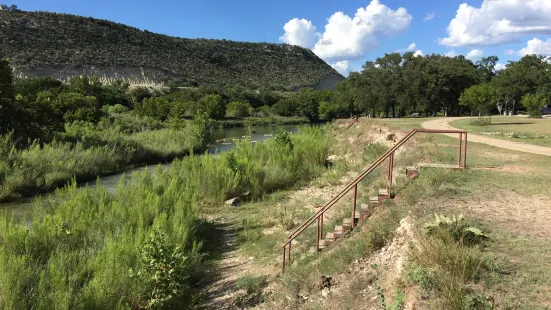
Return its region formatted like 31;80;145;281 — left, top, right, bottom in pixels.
0;10;343;90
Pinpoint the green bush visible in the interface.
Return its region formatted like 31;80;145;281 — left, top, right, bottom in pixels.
522;92;546;118
226;101;253;117
424;213;489;245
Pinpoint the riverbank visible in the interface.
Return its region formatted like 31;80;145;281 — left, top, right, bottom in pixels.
216;116;310;128
0;125;331;309
0;120;210;202
0;122;302;203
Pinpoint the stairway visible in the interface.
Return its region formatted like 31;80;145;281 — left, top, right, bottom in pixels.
281;128;468;273
314;166;419;253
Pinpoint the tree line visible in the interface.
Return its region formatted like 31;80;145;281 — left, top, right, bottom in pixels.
331;52;551;119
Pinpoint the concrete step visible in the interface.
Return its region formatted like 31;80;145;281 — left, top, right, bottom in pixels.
406;166;419;178
369;196;379;208
378;189;389;203
325;232;335;245
318;239;326;250
360;203;371;219
343;218;352;230
334;225;343;239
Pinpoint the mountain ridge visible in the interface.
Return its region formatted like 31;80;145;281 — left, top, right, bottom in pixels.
0;9;343;89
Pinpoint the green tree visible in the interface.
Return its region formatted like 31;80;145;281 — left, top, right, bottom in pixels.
197;94;226;119
226;101;252;117
55;92;102;123
459;83;497;123
475;56;499;83
522;93;547;118
0;59;16;135
493;55;551;113
135;97;171;120
271;97;297;117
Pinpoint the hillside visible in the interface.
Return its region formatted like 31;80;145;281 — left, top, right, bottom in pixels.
0;10;343;89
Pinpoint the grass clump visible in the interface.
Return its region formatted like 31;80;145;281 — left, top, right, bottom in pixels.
407;215;495;310
401;168;469;204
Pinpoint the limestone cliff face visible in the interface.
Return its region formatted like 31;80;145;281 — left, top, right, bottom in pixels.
1;10;344;90
12;65;169;86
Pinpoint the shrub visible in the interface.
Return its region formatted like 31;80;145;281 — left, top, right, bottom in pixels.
424;213;489;245
226;101;253;117
522;92;546;118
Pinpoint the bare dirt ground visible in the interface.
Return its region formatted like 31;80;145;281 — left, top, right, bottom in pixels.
422;117;551;157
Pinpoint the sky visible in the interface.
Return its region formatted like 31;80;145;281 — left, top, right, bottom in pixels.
9;0;551;75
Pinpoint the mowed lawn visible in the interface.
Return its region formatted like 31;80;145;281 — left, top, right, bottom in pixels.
452;116;551;146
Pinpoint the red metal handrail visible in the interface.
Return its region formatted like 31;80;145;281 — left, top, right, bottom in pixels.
281;128;468;273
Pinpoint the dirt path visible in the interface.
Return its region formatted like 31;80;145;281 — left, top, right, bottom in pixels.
201;218;251;310
422;117;551;157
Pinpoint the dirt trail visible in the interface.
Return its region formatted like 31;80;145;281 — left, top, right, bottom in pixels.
201;218;250;310
422;117;551;157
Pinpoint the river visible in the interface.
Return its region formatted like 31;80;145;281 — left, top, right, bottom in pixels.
1;124;298;218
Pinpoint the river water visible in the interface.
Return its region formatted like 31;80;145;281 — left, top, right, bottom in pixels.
1;124;298;218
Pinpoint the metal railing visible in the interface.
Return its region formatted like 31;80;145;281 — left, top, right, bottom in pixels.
281;128;468;273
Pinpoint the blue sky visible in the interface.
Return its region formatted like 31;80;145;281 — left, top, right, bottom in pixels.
11;0;551;74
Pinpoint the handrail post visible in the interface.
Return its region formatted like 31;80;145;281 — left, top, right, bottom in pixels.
463;132;468;169
321;213;324;238
387;152;394;194
352;184;357;229
288;240;291;261
316;217;320;254
282;246;286;273
458;133;463;168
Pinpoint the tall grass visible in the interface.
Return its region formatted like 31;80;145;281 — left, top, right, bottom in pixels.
0;119;203;202
0;126;330;309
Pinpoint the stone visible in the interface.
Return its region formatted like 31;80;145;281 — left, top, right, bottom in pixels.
224;197;240;206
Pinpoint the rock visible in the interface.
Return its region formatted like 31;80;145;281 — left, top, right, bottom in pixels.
326;155;338;161
321;288;330;297
224;197;240;206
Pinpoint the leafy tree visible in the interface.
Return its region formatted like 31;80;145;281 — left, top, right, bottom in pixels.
271;97;297;117
294;88;320;121
197;94;226;119
131;86;153;103
14;76;63;101
0;59;16;135
54;92;102;123
226;101;252;117
492;55;551;113
459;83;498;122
522;93;547;118
135;97;171;120
475;56;499;83
318;101;343;120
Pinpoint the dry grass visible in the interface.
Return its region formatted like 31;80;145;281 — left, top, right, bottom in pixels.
452;116;551;146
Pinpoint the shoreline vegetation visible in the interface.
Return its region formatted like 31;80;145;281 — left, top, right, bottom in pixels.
0;115;308;203
0;126;331;309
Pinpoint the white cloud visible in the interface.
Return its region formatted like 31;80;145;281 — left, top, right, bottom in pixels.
279;18;320;48
445;50;457;57
414;50;423;57
281;0;412;64
424;12;436;21
466;49;484;60
505;49;516;55
406;42;416;51
331;61;349;75
517;37;551;56
440;0;551;47
495;63;507;71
